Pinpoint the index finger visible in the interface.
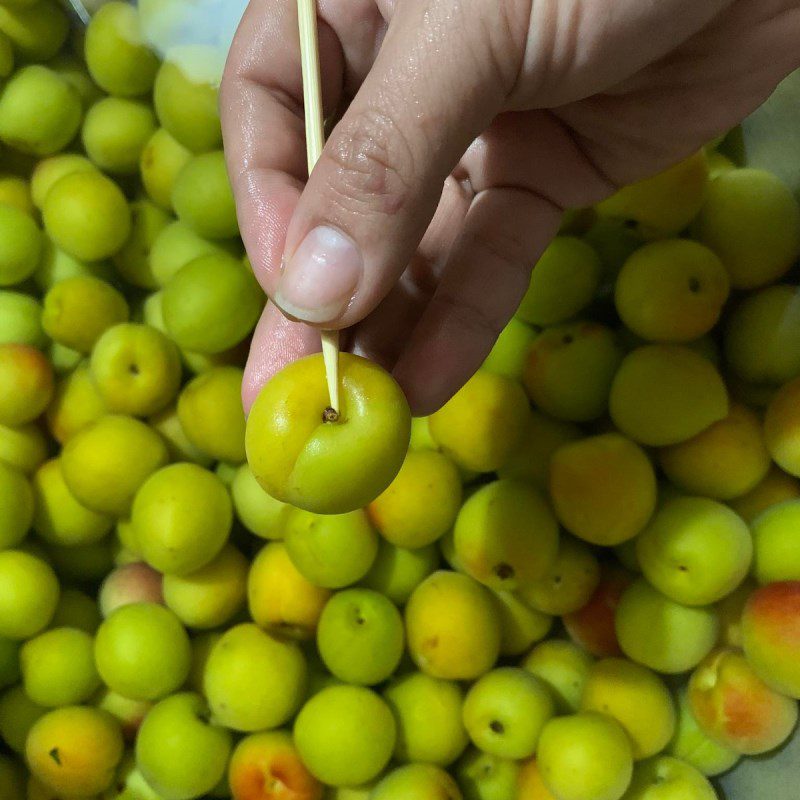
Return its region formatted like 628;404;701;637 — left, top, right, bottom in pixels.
220;0;345;294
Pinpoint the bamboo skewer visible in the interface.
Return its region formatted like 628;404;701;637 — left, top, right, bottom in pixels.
297;0;341;418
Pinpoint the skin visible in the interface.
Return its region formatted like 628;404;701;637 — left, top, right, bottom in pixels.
741;581;800;699
635;497;753;606
246;352;411;514
580;658;676;760
405;571;501;680
688;648;798;755
222;0;800;414
382;671;469;766
26;706;124;797
228;730;323;800
135;693;232;800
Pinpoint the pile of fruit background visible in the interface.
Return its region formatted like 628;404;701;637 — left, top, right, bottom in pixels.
0;1;800;799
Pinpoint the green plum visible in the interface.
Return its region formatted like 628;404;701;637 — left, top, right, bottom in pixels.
172;150;238;239
0;550;59;640
462;667;554;759
84;1;160;97
481;316;538;381
615;579;719;674
231;462;292;539
516;236;602;326
0;290;45;347
0;66;80;156
0;685;45;754
82;97;157;175
132;462;232;575
247;352;411;514
284;508;378;588
150;220;229;286
317;588;405;685
454;749;519;800
20;627;100;707
43;170;132;262
204;623;307;731
537;712;633;800
0;203;41;287
453;480;559;592
751;499;800;583
372;764;462;800
162;252;262;353
293;685;396;787
113;199;171;289
405;571;501;680
94;602;191;701
636;497;752;605
0;460;32;549
361;539;440;606
140;127;192;211
621;756;718;800
523;321;623;422
135;692;231;800
30;153;96;210
521;639;594;713
61;414;169;517
383;671;468;766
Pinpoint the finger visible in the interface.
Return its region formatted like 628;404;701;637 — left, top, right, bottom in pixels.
220;0;345;295
242;302;321;413
270;0;531;328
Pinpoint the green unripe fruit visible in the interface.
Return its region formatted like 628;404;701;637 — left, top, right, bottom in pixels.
0;204;41;287
172;151;239;239
82;97;157;175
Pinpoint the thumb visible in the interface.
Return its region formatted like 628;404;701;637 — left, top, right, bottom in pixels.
272;0;526;327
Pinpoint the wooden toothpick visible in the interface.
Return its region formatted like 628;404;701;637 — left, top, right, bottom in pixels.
297;0;340;417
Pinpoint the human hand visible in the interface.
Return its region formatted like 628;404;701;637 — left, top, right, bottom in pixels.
221;0;800;414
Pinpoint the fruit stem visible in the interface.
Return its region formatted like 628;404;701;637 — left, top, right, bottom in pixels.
297;0;341;414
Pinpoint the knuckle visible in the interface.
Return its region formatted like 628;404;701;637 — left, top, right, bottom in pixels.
322;106;415;218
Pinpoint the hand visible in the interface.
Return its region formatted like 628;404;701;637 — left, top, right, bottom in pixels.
221;0;800;415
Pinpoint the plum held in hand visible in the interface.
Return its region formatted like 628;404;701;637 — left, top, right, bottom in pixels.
246;352;411;514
